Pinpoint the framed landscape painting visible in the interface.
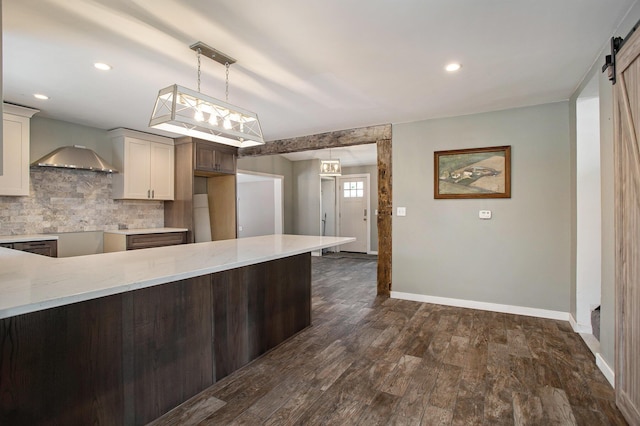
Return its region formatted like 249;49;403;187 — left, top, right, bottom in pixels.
434;145;511;199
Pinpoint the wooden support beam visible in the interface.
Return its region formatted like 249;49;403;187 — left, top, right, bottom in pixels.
238;124;392;157
377;139;392;296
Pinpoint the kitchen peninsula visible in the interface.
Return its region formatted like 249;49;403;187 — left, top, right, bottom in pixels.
0;234;354;425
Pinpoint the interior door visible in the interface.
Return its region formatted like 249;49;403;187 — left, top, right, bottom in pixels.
338;175;369;253
613;27;640;425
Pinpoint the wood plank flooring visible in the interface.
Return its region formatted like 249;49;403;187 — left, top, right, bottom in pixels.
149;255;627;425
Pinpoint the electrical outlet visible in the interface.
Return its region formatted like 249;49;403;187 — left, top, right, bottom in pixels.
397;207;407;217
479;210;492;219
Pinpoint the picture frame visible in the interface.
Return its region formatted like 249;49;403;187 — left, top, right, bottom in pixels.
434;145;511;199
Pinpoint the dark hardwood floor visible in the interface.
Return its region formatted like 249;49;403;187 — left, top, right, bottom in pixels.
150;255;627;425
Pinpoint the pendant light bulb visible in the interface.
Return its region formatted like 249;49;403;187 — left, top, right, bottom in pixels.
194;107;205;122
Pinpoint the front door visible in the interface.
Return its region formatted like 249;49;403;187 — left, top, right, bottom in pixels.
613;26;640;425
338;175;369;253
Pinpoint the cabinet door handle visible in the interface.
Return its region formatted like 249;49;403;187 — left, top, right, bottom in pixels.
152;189;155;199
147;189;151;198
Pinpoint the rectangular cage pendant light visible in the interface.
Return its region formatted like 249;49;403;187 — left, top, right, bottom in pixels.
149;84;264;148
319;159;342;176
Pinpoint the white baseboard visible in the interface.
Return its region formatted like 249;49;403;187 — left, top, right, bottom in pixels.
368;251;379;255
311;250;322;257
596;353;615;387
569;313;593;334
390;291;569;321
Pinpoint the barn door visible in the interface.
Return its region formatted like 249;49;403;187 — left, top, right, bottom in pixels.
613;27;640;425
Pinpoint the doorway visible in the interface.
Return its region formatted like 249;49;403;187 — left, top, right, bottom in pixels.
337;174;371;253
321;177;337;252
576;73;601;340
237;171;284;237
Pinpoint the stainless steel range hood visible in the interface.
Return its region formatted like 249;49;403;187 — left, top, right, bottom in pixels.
31;145;118;173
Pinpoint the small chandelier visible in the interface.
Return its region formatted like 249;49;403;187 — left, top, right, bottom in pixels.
149;42;264;147
320;149;342;176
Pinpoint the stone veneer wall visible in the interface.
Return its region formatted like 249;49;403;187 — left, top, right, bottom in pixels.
0;168;163;235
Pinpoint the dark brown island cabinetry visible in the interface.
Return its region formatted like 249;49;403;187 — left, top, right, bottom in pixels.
0;240;57;257
0;253;311;426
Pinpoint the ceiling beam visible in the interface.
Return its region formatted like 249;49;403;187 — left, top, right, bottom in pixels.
238;124;391;157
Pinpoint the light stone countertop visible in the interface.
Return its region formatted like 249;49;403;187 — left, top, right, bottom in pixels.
0;234;355;320
103;227;188;235
0;234;59;244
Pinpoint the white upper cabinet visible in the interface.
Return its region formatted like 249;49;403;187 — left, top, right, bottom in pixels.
0;104;39;196
109;129;174;200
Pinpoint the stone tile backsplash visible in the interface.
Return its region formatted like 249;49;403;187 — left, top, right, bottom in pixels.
0;168;164;235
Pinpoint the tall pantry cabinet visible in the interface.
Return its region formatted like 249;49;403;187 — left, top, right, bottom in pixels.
164;137;238;243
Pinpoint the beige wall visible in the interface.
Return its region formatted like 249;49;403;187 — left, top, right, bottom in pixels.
293;159;321;236
392;102;571;311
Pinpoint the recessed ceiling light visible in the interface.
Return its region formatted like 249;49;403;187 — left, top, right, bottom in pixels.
94;62;112;71
445;63;462;72
33;94;49;100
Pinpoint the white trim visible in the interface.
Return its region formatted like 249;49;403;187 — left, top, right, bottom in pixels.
569;313;593;334
390;291;569;321
311;250;322;257
578;333;600;356
368;251;378;255
3;102;39;118
596;353;615;387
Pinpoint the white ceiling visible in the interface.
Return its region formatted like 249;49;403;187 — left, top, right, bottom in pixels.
3;0;637;167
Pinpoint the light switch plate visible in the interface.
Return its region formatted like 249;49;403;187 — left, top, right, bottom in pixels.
479;210;492;219
397;207;407;216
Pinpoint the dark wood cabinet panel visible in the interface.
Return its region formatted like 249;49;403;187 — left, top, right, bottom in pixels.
3;240;58;257
194;141;236;175
215;149;236;174
213;253;311;380
195;142;216;172
125;231;187;250
0;294;124;425
131;275;213;425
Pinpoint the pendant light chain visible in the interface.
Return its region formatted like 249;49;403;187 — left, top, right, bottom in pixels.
225;62;230;102
196;48;202;93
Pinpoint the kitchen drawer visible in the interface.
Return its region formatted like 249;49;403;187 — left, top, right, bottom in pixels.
126;232;187;251
10;240;58;257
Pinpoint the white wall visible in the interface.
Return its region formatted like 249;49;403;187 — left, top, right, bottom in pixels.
237;155;294;233
576;93;601;333
237;180;276;237
392;102;571;312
